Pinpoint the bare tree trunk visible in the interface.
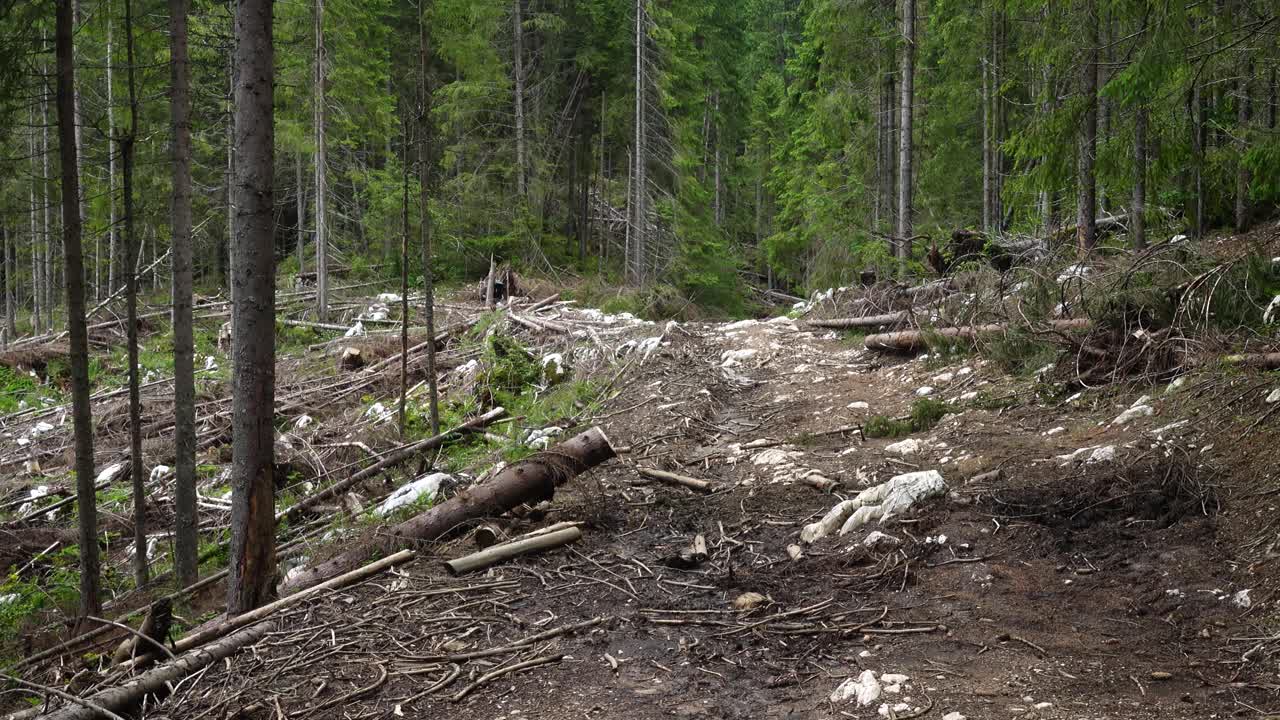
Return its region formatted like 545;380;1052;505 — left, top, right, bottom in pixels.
170;0;198;587
896;0;915;277
295;153;305;275
513;0;527;199
42;66;55;329
29;122;41;336
399;126;410;439
107;9;117;300
419;4;440;435
228;0;276;616
1076;0;1098;254
2;227;10;345
56;0;99;620
71;0;90;302
225;52;234;292
631;0;646;285
121;0;148;589
313;0;328;322
1236;57;1250;232
1191;81;1205;238
981;22;991;235
1132;104;1147;250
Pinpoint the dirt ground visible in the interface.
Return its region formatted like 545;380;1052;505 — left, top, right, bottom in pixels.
6;297;1280;719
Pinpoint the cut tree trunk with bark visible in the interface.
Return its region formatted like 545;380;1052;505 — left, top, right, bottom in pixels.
227;0;276;616
280;427;615;594
806;312;908;330
35;621;273;720
513;0;527;199
1221;353;1280;370
1132;104;1147;250
636;466;715;493
278;407;506;522
55;0;100;620
864;318;1092;353
418;6;440;435
169;0;198;586
445;526;582;575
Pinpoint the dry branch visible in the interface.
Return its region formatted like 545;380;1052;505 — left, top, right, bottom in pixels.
444;526;582;574
865;318;1092;353
636;466;715;493
806;312;908;330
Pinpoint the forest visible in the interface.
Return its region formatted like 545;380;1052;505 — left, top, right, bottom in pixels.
1;0;1279;718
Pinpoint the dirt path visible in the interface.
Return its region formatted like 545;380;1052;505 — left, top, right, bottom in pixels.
32;310;1280;719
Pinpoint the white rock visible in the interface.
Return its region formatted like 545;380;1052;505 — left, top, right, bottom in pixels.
149;465;171;482
1088;446;1116;464
958;391;978;401
830;670;881;706
344;320;365;338
847;401;870;410
916;386;935;396
364;401;388;421
879;703;912;717
377;473;452;516
96;462;126;484
294;415;314;430
753;448;799;466
1267;388;1280;404
1043;426;1066;436
1057;263;1093;282
524;425;564;450
942;713;967;720
720;348;758;368
1166;377;1187;394
377;292;403;303
0;593;19;606
885;439;922;456
721;319;758;332
1113;404;1154;425
542;353;568;380
1232;589;1252;608
934;372;954;383
801;470;947;543
925;535;948;545
863;531;901;548
32;421;54;436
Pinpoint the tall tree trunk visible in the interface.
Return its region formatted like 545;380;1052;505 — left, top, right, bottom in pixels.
55;0;99;620
1132;104;1147;250
399;127;410;439
170;0;198;587
981;21;991;235
227;0;277;616
122;0;148;589
29;121;41;336
1235;59;1250;232
419;1;440;435
107;10;117;299
513;0;527;199
313;0;328;322
3;227;11;344
296;153;305;275
225;51;234;292
42;66;55;329
896;0;915;276
632;0;646;285
1192;82;1205;238
1076;0;1098;254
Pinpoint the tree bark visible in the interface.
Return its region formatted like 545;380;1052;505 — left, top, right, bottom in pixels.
631;0;646;284
513;0;527;199
896;0;916;276
106;8;117;300
419;2;440;435
29;121;40;336
1236;56;1250;232
170;0;198;587
122;0;148;589
42;63;55;330
1132;104;1147;249
280;427;615;594
55;0;100;620
864;319;1092;353
295;153;305;275
1076;0;1098;254
227;0;276;616
313;0;329;322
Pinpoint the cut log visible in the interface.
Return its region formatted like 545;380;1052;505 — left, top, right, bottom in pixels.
36;621;273;720
473;524;504;549
1221;353;1280;370
338;346;364;371
864;318;1091;354
444;526;582;575
277;407;506;522
800;471;841;493
636;466;715;493
807;312;908;330
279;427;615;594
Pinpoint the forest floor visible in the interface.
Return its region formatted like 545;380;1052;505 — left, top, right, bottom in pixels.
4;270;1280;719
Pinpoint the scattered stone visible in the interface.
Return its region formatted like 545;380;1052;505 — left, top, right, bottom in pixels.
1043;426;1066;436
863;531;902;548
1166;377;1187;394
885;438;922;456
942;713;967;720
787;544;804;561
1232;589;1253;609
916;386;935;396
733;592;767;611
376;473;452;516
1267;388;1280;404
848;401;870;410
1113;403;1154;425
830;670;881;706
1150;671;1173;681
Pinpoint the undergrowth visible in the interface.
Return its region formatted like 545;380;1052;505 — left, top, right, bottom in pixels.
864;398;950;438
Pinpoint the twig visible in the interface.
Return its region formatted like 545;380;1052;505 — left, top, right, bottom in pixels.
449;654;564;703
0;672;129;720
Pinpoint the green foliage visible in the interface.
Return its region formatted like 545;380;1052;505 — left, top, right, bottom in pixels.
0;365;39;413
476;335;542;407
864;398;951;438
981;328;1059;377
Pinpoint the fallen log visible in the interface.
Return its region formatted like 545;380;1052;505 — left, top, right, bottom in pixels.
636;466;715;493
1221;352;1280;370
279;427;615;594
800;471;841;493
864;318;1092;354
277;407;506;522
28;621;273;720
444;526;582;575
806;312;908;330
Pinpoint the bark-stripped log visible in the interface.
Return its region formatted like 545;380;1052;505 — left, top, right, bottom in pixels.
279;427;615;593
864;318;1091;353
807;312;908;330
636;466;715;493
1221;353;1280;370
445;526;582;574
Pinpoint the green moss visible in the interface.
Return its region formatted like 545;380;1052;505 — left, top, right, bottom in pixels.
864;398;951;439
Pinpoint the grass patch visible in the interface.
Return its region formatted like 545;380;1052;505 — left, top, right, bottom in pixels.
980;328;1059;376
0;365;42;413
864;398;951;438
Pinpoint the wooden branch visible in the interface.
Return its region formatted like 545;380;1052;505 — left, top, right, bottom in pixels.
444;526;582;575
0;672;128;720
636;466;715;493
450;654;565;703
864;318;1091;353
